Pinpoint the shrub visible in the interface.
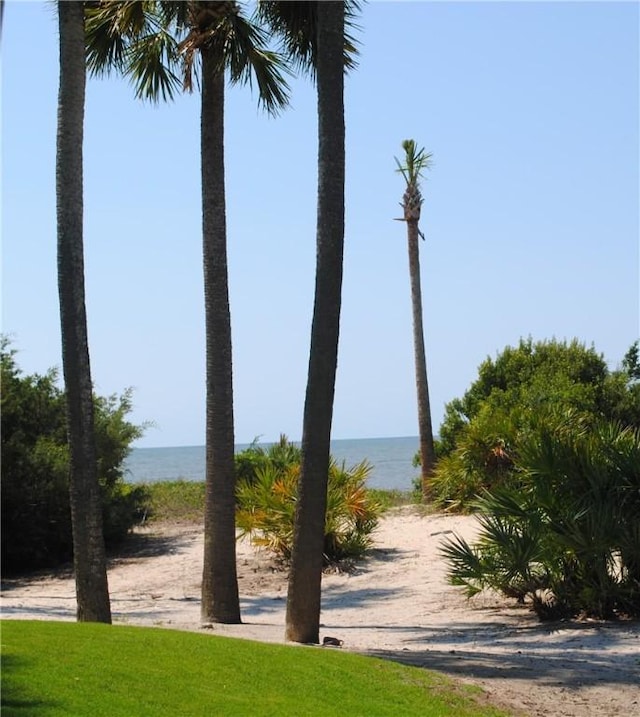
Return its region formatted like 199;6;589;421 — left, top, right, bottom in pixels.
235;434;302;486
1;339;147;572
431;338;640;511
441;413;640;620
235;437;381;564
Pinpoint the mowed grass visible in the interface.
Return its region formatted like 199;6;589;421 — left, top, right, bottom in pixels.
1;621;510;717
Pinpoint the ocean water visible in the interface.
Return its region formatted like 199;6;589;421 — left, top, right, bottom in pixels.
123;436;421;492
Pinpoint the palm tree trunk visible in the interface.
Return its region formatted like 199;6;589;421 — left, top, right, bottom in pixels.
285;0;345;645
200;47;241;624
56;0;111;623
407;218;436;500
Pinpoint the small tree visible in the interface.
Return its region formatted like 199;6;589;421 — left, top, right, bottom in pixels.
431;338;640;510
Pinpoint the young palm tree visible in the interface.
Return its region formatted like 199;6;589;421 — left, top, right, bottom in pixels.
85;0;289;624
258;0;360;644
56;1;111;623
395;139;436;501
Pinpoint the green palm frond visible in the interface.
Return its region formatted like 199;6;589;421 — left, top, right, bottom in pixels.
207;10;291;114
126;28;182;102
85;1;183;102
86;1;289;110
255;0;362;79
439;533;486;597
85;1;145;76
394;139;433;187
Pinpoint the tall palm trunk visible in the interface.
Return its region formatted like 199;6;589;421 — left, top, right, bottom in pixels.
56;0;111;623
285;0;345;644
407;219;436;499
200;47;241;624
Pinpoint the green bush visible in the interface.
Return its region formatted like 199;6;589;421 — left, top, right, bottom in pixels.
1;339;147;572
431;338;640;510
441;413;640;620
235;437;381;564
235;434;302;485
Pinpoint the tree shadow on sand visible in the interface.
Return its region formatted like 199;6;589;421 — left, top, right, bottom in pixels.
1;529;194;594
108;528;195;564
358;620;640;689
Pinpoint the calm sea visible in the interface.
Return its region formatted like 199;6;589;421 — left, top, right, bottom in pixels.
123;436;420;491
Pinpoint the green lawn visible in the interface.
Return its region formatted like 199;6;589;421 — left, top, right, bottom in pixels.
1;621;510;716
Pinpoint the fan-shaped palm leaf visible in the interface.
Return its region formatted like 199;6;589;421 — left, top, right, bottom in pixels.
256;0;361;78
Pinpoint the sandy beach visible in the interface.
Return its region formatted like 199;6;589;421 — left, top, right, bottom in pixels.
2;508;638;716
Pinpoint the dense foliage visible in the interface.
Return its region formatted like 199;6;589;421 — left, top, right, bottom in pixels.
441;413;640;620
431;338;640;510
235;436;381;565
1;340;147;572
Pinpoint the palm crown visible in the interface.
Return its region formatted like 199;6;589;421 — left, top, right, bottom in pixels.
85;1;290;111
395;139;433;223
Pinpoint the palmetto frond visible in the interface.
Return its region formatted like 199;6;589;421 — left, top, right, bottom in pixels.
85;1;183;102
85;1;289;110
127;29;182;102
85;1;146;76
255;0;362;79
395;139;433;186
395;139;433;223
195;9;290;114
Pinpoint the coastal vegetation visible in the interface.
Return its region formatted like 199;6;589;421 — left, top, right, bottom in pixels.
433;339;640;620
1;620;509;717
235;436;380;564
0;346;391;572
5;334;638;623
138;437;386;565
428;338;639;510
1;339;146;574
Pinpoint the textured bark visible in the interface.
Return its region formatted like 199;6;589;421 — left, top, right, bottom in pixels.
406;218;436;500
56;1;111;623
200;48;241;624
285;1;345;644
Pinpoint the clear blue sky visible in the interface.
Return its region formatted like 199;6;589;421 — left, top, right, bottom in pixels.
3;1;639;448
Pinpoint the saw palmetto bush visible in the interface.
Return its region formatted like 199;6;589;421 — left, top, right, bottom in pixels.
441;413;640;620
235;437;380;564
429;405;522;512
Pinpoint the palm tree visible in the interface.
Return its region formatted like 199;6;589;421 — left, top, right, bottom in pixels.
258;0;359;644
395;139;436;501
85;0;289;624
56;0;111;623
